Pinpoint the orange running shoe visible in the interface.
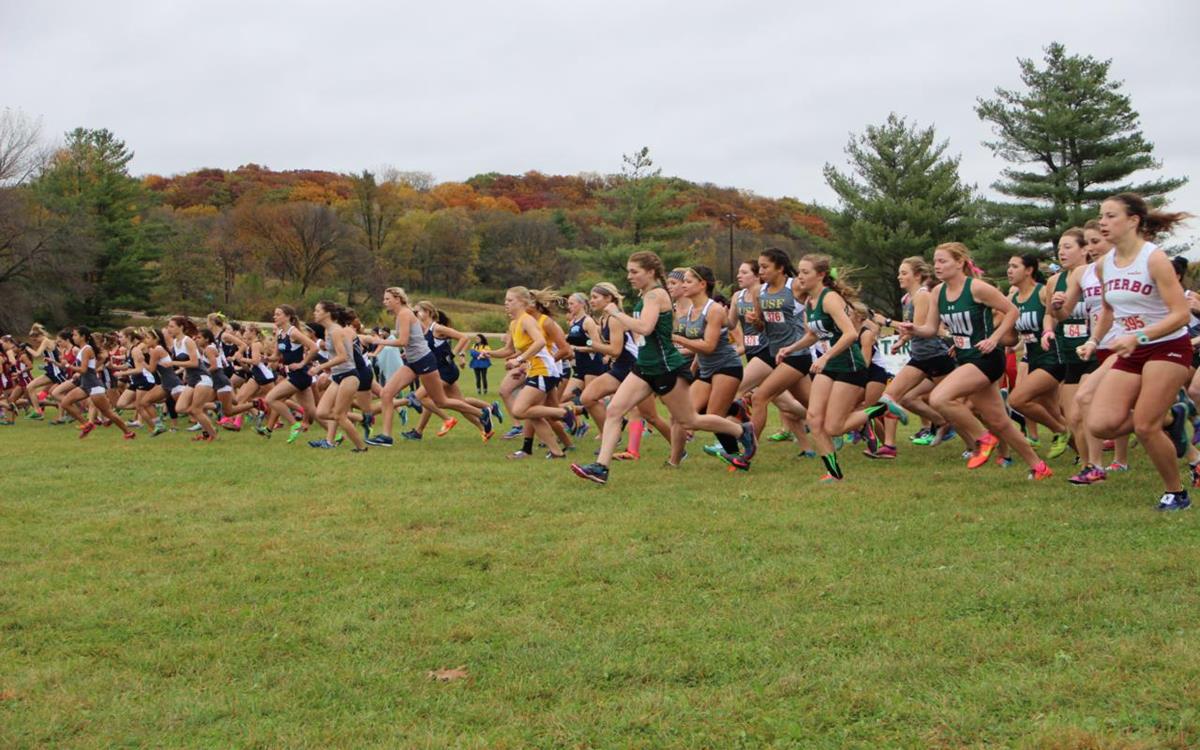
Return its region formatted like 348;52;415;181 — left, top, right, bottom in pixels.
614;450;640;461
966;433;998;469
1028;460;1053;480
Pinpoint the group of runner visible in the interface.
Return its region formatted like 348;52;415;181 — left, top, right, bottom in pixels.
1;192;1195;510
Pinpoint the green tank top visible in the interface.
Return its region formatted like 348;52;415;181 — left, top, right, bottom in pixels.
1013;283;1056;366
634;294;686;376
938;278;993;363
1053;271;1088;364
805;288;865;373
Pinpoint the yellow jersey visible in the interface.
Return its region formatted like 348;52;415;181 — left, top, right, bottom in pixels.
510;313;552;377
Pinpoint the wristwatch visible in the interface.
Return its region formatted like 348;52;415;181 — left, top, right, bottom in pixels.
1136;332;1151;345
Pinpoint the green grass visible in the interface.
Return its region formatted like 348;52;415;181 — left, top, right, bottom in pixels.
2;403;1199;748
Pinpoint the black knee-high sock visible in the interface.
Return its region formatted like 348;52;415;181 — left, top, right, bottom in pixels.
821;452;844;479
165;394;178;419
522;436;534;454
717;432;739;453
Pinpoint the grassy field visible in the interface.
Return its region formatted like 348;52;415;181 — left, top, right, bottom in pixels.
2;394;1199;748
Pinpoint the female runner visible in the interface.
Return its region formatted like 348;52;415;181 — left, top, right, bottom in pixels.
1005;254;1069;452
307;301;368;451
71;326;135;440
258;305;318;443
164;316;218;442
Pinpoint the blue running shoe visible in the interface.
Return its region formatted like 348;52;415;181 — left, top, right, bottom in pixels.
575;422;589;439
563;407;577;434
308;439;336;449
408;394;423;414
400;429;422;441
491;400;504;423
502;425;523;440
399;407;408;426
739;421;757;460
479;407;493;436
365;434;394;447
1156;491;1191;512
570;462;609;484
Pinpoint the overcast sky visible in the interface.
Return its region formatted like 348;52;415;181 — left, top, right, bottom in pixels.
2;0;1197;241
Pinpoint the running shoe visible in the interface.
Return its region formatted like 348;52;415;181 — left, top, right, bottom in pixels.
1026;436;1041;449
1105;461;1128;472
351;447;369;453
570;462;609;484
832;435;844;452
501;425;523;440
192;432;214;442
797;449;817;458
739;422;757;460
863;422;879;455
188;423;203;432
1069;466;1106;485
931;425;955;447
911;428;936;447
25;410;44;420
909;427;931;444
437;418;458;437
614;450;640;461
561;407;576;434
994;455;1013;468
308;439;336;449
365;434;393;447
1156;491;1191;512
1028;461;1053;481
864;444;896;460
1167;403;1189;458
544;452;566;460
818;473;841;483
400;429;422;441
1048;432;1071;458
507;450;531;460
78;421;95;439
574;422;589;439
966;433;999;469
703;441;724;457
491;400;504;423
865;397;909;425
152;423;169;437
122;431;137;440
767;430;795;443
408;394;423;414
399;407;408;426
287;422;305;444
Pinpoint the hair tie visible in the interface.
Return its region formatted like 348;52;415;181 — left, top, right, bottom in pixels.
968;262;984;278
829;266;839;280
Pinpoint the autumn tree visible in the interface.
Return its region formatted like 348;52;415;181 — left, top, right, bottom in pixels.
153;207;221;313
475;210;572;289
236;200;344;294
976;42;1186;247
823;114;983;314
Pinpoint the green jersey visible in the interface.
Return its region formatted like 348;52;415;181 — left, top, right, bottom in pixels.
1013;283;1056;367
938;278;993;363
1053;272;1089;364
633;294;686;376
805;288;865;373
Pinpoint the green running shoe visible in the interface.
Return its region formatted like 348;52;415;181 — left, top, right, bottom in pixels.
702;441;724;457
1047;432;1070;459
287;422;304;444
911;430;937;447
766;430;795;442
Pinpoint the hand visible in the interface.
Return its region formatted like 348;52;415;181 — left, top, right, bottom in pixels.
1076;341;1096;361
1110;335;1138;358
976;336;998;355
744;309;759;325
604;303;619;316
1040;330;1055;350
809;355;826;376
774;350;786;366
1050;291;1066;310
894;321;915;334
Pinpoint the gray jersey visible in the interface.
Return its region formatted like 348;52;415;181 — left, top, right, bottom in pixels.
903;289;950;360
758;278;802;355
400;314;431;363
326;329;358;376
735;288;765;354
679;299;742;377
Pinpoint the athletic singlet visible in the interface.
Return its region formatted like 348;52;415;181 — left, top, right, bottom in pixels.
537;314;564;377
277;327;305;366
173;336;209;375
758;278;802;355
325;329;357;376
510;313;553;377
938;278;993;363
1102;241;1187;345
1079;260;1115;348
902;289;950;360
1013;283;1056;366
425;325;454;369
1054;271;1089;364
671;302;696;368
633;295;687;375
735;288;765;354
568;316;604;372
398;313;431;363
1186;291;1200;339
252;344;276;381
805;288;865;373
600;317;637;370
678;298;741;376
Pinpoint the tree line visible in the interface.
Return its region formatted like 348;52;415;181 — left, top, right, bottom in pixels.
0;42;1186;332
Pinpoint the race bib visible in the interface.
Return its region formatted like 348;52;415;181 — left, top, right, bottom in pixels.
1019;332;1037;344
763;311;784;324
743;333;760;348
952;335;971;350
1063;324;1087;338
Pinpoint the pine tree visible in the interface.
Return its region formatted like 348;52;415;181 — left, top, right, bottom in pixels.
34;128;159;321
976;42;1187;248
823;114;982;315
562;147;703;296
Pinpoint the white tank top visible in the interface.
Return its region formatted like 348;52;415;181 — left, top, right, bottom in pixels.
1079;261;1115;347
1101;242;1186;346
